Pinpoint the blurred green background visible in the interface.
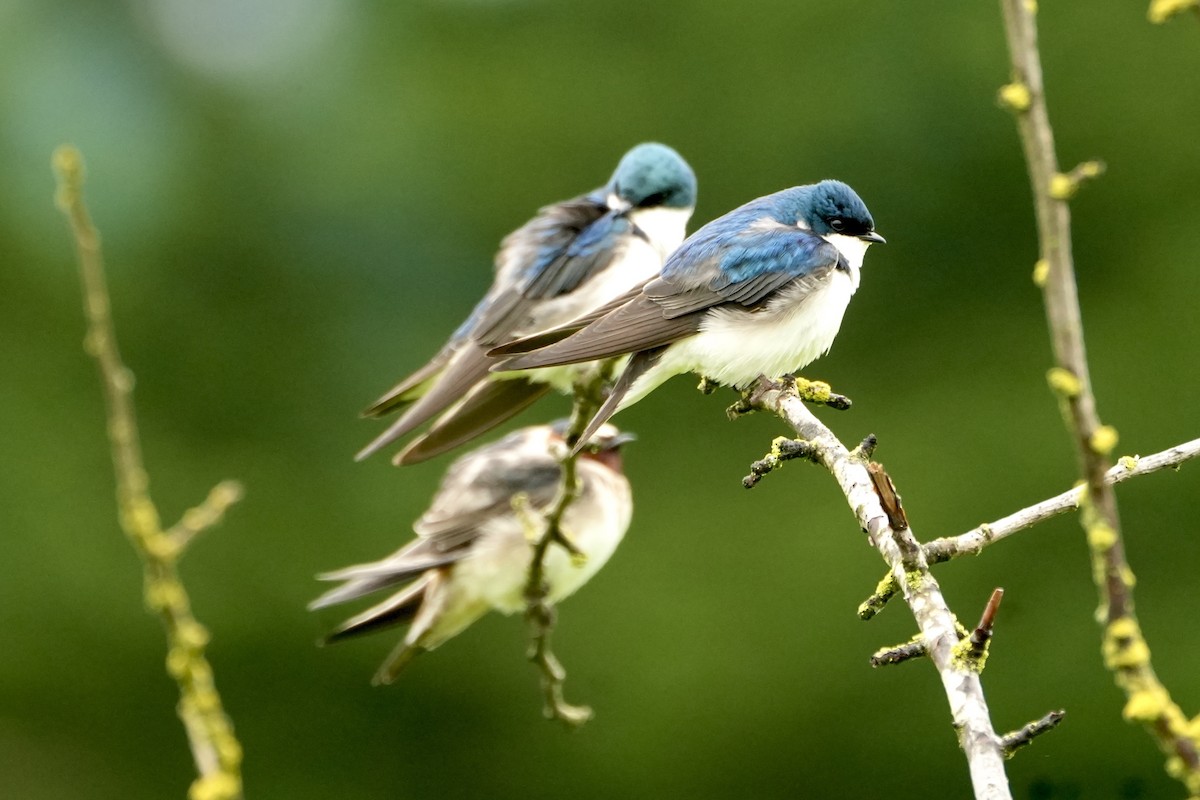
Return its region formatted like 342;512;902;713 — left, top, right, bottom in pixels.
3;1;1199;798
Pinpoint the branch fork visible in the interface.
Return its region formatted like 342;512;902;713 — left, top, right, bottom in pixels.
53;146;244;800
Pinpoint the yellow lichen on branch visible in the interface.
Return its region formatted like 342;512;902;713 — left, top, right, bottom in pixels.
52;145;245;800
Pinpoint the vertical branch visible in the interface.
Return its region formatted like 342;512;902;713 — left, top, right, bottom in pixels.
52;146;245;800
522;362;614;727
997;4;1200;790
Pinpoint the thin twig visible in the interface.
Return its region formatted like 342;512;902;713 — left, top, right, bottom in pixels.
925;440;1200;564
52;146;244;800
522;363;613;727
1001;710;1066;758
870;637;929;668
751;379;1013;800
999;2;1200;786
742;436;818;488
859;440;1200;619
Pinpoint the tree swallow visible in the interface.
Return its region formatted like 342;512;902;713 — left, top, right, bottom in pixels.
491;180;883;447
312;422;634;685
356;143;696;465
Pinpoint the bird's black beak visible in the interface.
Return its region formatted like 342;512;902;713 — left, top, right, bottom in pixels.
606;431;637;449
860;231;886;244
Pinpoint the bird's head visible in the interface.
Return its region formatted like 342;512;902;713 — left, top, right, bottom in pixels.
608;142;697;212
794;179;885;245
549;420;635;472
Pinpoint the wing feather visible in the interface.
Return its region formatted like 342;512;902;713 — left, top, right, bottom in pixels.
414;435;561;551
498;224;841;371
471;195;630;344
497;296;703;369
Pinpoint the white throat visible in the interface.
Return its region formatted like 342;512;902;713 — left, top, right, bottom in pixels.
822;233;872;271
627;205;691;257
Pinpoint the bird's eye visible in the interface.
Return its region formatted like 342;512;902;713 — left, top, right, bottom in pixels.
829;218;846;232
637;191;668;208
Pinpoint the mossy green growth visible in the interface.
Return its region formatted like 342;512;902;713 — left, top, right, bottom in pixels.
1187;714;1200;741
951;635;989;673
904;571;926;593
998;82;1031;112
793;378;831;403
176;620;211;652
1049;173;1076;200
1087;520;1118;552
1090;425;1119;455
1119;455;1140;472
858;574;898;619
1123;688;1171;723
1103;617;1152;670
1149;0;1200;23
145;578;186;613
188;772;241;800
1032;259;1050;287
1046;367;1082;398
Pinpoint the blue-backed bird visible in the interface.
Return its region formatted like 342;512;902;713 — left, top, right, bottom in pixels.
491;180;883;447
313;422;634;685
356;143;696;465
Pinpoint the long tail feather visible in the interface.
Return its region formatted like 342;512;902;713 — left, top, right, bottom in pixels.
487;285;644;357
323;575;432;644
361;352;451;418
309;549;460;610
372;570;449;685
394;378;551;465
571;348;663;454
356;345;492;461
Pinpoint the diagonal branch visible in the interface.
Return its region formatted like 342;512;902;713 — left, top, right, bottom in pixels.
751;380;1015;800
860;438;1200;619
924;439;1200;564
53;146;244;800
999;2;1200;789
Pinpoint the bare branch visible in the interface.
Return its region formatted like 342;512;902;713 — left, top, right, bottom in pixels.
52;146;243;800
999;0;1200;784
742;436;819;488
751;379;1013;800
870;637;929;668
858;439;1200;620
1001;710;1066;758
925;439;1200;564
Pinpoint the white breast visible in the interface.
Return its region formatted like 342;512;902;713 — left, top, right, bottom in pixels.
451;461;632;615
650;266;859;391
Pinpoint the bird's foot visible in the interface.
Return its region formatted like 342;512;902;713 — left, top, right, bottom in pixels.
726;375;782;419
696;376;719;395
